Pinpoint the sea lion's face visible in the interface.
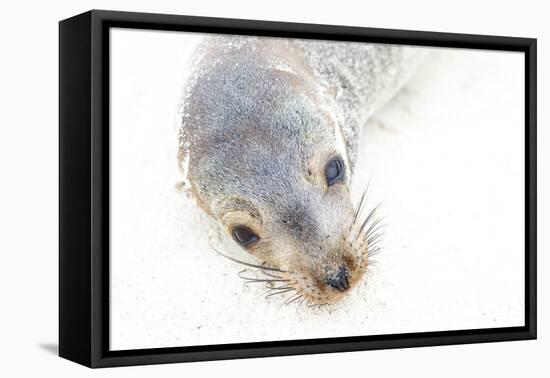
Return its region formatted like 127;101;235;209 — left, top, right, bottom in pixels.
213;140;370;305
181;63;374;305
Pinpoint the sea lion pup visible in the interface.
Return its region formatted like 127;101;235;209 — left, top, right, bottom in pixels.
178;35;422;305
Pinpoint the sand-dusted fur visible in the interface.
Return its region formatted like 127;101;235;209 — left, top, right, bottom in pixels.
178;35;422;305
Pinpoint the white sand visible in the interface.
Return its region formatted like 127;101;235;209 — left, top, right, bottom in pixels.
110;29;525;350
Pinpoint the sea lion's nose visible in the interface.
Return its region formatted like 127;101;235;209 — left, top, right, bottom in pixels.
325;265;349;292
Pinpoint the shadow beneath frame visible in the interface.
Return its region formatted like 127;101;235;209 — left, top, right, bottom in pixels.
38;343;58;355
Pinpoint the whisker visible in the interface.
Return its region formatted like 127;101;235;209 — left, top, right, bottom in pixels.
263;283;296;294
284;294;303;306
242;278;290;284
353;201;385;243
367;232;384;246
357;231;384;252
349;183;370;232
307;301;328;309
265;288;294;298
237;270;289;283
366;238;384;254
368;247;383;257
365;221;386;240
296;297;306;313
210;245;285;273
264;281;281;289
366;224;387;240
260;270;283;279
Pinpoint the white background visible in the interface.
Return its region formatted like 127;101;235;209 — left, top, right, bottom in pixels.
110;30;525;350
0;0;547;376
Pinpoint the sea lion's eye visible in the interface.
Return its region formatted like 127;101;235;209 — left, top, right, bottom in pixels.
232;226;259;246
325;157;344;186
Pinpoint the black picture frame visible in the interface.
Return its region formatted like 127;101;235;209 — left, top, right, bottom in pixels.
59;9;537;368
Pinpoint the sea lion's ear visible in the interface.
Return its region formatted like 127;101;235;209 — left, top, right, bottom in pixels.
175;180;197;203
175;180;197;201
176;179;213;216
175;180;187;194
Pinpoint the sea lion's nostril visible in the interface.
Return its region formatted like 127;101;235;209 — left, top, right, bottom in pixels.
325;265;349;292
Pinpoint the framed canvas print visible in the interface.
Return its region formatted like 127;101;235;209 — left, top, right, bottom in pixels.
59;10;537;368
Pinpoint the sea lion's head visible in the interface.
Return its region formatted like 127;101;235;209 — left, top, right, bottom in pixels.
178;39;378;305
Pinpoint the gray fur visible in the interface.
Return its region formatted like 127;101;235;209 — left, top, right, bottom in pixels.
178;35;421;205
295;39;423;166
